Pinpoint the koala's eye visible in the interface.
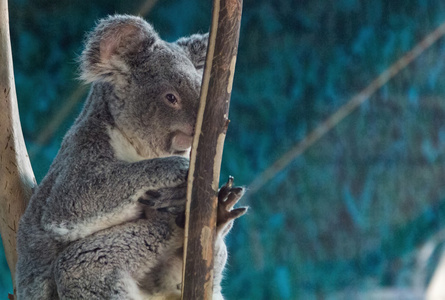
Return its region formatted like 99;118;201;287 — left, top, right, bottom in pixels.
165;93;178;105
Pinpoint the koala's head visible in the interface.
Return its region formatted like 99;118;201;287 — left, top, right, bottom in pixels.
80;15;208;158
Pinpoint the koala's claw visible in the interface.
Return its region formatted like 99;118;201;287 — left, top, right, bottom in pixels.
138;183;186;213
138;190;161;207
145;190;161;199
217;177;247;235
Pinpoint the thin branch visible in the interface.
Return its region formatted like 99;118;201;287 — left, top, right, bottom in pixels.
32;85;88;147
248;20;445;195
136;0;158;17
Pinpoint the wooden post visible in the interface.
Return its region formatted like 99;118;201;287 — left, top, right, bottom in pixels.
0;0;36;296
181;0;243;298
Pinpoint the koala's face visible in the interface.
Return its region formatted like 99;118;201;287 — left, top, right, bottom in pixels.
115;42;203;157
80;15;208;157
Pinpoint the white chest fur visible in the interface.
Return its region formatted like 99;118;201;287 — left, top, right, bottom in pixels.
107;126;148;162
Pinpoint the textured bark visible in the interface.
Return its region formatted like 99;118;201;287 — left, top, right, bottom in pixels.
181;0;243;299
0;0;36;296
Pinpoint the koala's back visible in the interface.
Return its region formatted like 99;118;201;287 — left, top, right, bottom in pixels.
16;112;119;299
16;174;62;299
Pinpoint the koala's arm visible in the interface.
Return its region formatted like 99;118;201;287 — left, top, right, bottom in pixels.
41;156;188;242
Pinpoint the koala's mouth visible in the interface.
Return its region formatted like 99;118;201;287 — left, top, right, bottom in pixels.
171;131;194;153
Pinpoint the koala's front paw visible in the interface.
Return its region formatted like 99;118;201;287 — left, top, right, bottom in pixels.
217;176;248;236
162;156;190;187
138;183;187;214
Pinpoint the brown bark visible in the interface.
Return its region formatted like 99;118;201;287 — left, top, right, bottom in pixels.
181;0;243;299
0;0;36;296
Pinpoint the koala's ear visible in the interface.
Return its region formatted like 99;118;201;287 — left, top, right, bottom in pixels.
80;15;158;83
175;33;209;70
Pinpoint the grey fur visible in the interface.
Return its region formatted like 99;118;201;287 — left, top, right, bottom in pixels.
16;15;245;300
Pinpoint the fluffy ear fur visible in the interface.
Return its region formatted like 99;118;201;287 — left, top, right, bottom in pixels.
175;33;209;70
80;15;159;83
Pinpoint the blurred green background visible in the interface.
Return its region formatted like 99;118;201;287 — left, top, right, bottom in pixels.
3;0;445;298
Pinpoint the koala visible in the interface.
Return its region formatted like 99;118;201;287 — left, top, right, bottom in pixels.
16;15;247;300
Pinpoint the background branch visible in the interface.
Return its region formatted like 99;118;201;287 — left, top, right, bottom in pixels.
248;20;445;195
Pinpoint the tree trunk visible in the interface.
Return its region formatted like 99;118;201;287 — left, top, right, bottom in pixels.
181;0;243;299
0;0;36;297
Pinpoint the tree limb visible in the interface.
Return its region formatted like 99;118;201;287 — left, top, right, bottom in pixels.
0;0;36;296
181;0;243;299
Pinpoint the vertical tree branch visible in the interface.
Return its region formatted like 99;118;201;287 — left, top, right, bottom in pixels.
181;0;242;298
0;0;36;296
